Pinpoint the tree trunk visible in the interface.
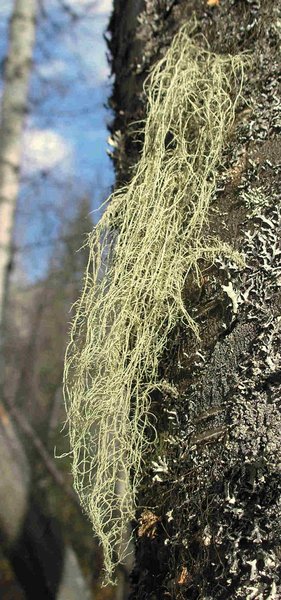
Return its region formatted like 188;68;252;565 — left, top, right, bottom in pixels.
0;2;37;589
108;1;281;597
0;0;37;341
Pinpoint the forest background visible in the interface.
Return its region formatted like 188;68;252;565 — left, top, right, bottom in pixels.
0;1;116;599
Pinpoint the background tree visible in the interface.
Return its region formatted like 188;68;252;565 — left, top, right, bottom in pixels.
0;3;38;596
0;0;37;338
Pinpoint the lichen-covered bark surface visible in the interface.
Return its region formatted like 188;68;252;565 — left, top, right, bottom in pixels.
108;1;281;597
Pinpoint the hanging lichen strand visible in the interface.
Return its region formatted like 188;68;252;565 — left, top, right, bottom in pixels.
63;24;245;583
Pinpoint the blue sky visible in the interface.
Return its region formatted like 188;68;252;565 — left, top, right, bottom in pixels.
0;0;114;281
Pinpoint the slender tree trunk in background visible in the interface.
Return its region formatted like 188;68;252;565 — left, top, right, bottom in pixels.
0;0;37;356
0;1;37;583
108;1;281;597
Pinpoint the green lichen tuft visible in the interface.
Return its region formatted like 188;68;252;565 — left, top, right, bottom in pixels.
63;24;245;583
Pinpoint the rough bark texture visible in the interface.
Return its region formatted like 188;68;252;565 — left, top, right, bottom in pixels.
108;1;281;598
0;0;37;332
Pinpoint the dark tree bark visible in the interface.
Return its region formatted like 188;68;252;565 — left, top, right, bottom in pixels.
108;1;281;598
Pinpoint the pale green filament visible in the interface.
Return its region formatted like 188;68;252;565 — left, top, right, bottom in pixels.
64;24;245;583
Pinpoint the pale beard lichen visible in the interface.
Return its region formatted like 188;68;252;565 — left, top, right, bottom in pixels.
63;24;245;583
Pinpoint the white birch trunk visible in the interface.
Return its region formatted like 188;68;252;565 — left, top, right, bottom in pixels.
0;0;37;333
